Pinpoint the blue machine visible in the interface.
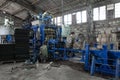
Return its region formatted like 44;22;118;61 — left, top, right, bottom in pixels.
89;45;120;79
79;44;120;80
23;12;62;63
47;41;120;79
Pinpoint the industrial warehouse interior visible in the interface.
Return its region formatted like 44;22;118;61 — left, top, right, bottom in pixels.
1;0;120;80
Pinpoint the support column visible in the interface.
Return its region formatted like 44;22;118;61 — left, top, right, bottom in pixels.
86;0;95;45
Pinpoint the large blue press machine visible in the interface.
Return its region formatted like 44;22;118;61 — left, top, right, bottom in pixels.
23;13;62;63
23;13;120;79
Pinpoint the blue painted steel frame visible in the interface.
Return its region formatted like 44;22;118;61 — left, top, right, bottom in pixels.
31;26;39;63
40;24;45;46
48;41;120;78
48;39;86;60
89;44;120;79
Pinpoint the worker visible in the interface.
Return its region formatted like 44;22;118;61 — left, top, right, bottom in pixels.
40;41;48;63
66;32;75;57
66;32;75;48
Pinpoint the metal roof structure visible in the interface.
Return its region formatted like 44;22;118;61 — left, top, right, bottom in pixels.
0;0;115;20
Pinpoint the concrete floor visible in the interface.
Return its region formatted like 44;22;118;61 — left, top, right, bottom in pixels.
0;62;107;80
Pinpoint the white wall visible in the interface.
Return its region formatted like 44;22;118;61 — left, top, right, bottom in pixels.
0;26;14;35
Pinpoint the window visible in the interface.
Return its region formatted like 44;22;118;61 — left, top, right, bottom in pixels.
93;6;106;21
64;15;67;24
51;18;54;24
82;10;87;23
64;15;67;25
100;6;106;20
76;12;82;23
76;10;87;24
54;17;57;25
115;2;120;18
57;16;62;26
67;14;72;25
64;14;72;25
93;8;99;21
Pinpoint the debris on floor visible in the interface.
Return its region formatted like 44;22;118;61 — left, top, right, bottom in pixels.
43;62;53;70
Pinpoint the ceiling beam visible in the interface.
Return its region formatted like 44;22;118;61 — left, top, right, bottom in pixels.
0;10;23;20
13;9;26;15
8;0;44;14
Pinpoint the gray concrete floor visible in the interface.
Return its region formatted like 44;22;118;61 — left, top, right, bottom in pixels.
0;62;107;80
0;63;108;80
